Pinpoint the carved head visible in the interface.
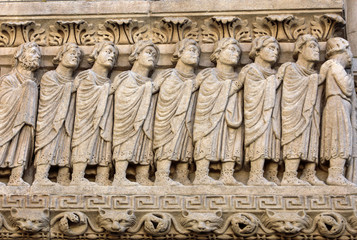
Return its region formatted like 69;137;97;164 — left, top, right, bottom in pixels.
326;37;353;68
97;209;136;233
14;42;41;71
261;210;311;236
53;43;83;70
293;34;319;62
180;210;224;233
88;41;119;69
129;40;159;69
249;36;280;66
10;207;49;233
210;38;241;66
171;38;200;67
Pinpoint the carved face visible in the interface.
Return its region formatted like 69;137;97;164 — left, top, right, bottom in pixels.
180;44;200;66
60;46;82;69
258;42;279;65
21;46;41;71
96;44;117;69
97;209;136;233
180;210;223;233
342;47;353;68
11;208;49;233
300;40;320;62
217;43;240;66
137;46;158;70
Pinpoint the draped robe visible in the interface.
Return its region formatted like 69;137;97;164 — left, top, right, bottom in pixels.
280;62;322;162
35;70;75;167
320;59;357;163
241;63;281;162
71;70;113;166
193;68;243;165
112;71;155;166
0;70;38;168
154;69;197;163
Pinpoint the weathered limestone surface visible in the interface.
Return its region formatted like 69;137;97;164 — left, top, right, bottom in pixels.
0;0;354;239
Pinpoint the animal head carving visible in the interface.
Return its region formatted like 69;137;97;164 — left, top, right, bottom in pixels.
10;208;49;233
97;209;136;233
180;210;223;233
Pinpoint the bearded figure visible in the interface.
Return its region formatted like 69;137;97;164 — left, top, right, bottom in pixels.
0;42;41;186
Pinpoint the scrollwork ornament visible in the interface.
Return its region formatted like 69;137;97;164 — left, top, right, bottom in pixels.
310;14;346;41
215;213;260;236
201;16;251;43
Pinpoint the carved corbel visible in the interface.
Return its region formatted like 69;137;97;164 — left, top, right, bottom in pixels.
97;19;144;44
253;15;307;41
0;21;46;47
310;14;346;41
48;20;96;46
201;16;251;43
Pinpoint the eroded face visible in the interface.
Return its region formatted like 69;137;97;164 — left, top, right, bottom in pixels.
217;43;240;66
21;46;41;71
61;47;81;69
343;47;353;68
97;45;117;69
137;46;158;69
258;42;279;65
180;44;200;66
300;40;320;62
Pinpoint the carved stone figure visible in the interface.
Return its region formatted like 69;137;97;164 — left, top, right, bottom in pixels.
10;208;49;233
279;34;325;186
33;43;82;186
180;210;223;233
97;209;136;233
261;210;312;236
239;36;281;186
193;38;243;185
70;41;118;186
319;38;356;186
153;39;200;186
0;42;41;186
112;40;159;186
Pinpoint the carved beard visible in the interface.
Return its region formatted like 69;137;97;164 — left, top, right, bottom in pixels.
20;58;40;71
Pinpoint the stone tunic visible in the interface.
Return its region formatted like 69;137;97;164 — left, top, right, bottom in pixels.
320;59;357;163
112;71;156;166
280;62;322;163
241;63;281;163
71;70;113;167
193;68;243;165
0;70;38;168
154;69;197;163
34;71;75;167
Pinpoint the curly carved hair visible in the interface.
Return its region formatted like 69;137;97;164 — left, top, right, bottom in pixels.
88;41;119;66
13;42;41;67
52;43;83;66
292;34;319;61
210;38;241;64
249;36;280;61
171;38;201;64
128;40;159;66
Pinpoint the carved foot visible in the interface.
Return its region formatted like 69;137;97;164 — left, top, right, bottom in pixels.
32;178;57;186
300;169;325;186
193;170;223;185
174;169;192;185
70;177;96;186
112;176;139;186
247;170;277;186
265;170;281;185
8;178;30;187
219;175;244;186
281;171;310;186
326;167;356;186
155;171;182;186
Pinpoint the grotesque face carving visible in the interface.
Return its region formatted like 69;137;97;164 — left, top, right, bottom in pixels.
97;209;136;233
137;45;158;70
96;44;117;69
10;208;49;233
300;40;320;62
180;210;223;233
262;210;311;236
258;42;280;65
217;43;240;66
180;44;200;67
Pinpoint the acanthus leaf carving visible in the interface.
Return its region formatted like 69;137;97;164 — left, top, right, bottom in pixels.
0;21;46;47
48;20;96;46
97;19;144;44
201;16;251;43
310;14;346;41
253;15;307;41
215;213;260;236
